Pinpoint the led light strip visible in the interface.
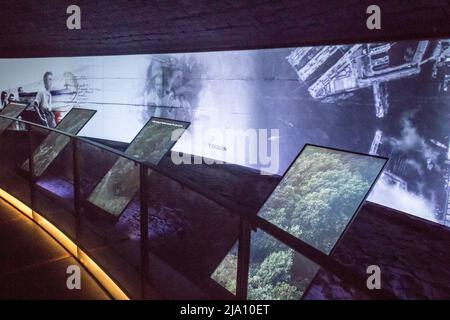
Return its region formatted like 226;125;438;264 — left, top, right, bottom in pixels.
0;188;129;300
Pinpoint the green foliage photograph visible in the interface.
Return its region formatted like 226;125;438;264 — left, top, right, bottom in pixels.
212;145;385;300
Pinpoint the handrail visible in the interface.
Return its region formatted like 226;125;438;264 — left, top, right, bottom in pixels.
143;161;247;215
0;114;249;214
1;114;75;138
0;114;144;165
1;114;248;214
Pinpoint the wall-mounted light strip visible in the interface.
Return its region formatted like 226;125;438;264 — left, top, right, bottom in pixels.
0;187;129;300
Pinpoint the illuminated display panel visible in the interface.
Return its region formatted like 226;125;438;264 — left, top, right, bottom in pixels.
22;108;96;177
1;39;449;224
211;145;386;298
87;117;190;217
258;144;387;254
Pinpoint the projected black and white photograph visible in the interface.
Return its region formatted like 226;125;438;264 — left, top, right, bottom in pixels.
87;118;189;217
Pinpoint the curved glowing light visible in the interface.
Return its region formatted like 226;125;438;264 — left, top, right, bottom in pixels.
0;188;129;300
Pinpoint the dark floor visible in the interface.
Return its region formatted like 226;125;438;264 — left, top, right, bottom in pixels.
0;198;110;300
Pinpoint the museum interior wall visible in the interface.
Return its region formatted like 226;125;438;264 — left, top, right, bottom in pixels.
0;1;450;300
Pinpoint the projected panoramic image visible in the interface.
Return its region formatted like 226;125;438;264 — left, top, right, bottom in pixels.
88;117;190;217
1;39;449;226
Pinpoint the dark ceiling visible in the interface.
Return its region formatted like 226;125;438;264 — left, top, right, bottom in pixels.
1;0;450;58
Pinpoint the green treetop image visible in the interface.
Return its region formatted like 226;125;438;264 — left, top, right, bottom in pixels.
258;145;386;254
212;145;386;300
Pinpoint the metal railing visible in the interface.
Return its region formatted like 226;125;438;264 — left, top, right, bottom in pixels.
0;113;396;300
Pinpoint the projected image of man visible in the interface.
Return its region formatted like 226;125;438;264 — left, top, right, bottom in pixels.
34;71;56;127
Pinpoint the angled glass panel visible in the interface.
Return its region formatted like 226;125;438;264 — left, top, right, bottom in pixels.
87;117;189;217
140;167;239;299
258;144;387;254
0;105;30;207
248;228;372;300
31;125;77;241
211;241;238;295
248;229;319;300
77;139;143;299
21;108;96;177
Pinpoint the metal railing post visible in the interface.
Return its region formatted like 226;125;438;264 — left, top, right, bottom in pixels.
27;124;36;217
139;164;149;299
72;138;81;249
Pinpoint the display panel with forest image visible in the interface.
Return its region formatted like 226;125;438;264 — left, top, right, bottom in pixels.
258;145;387;254
87;117;190;217
211;144;387;299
